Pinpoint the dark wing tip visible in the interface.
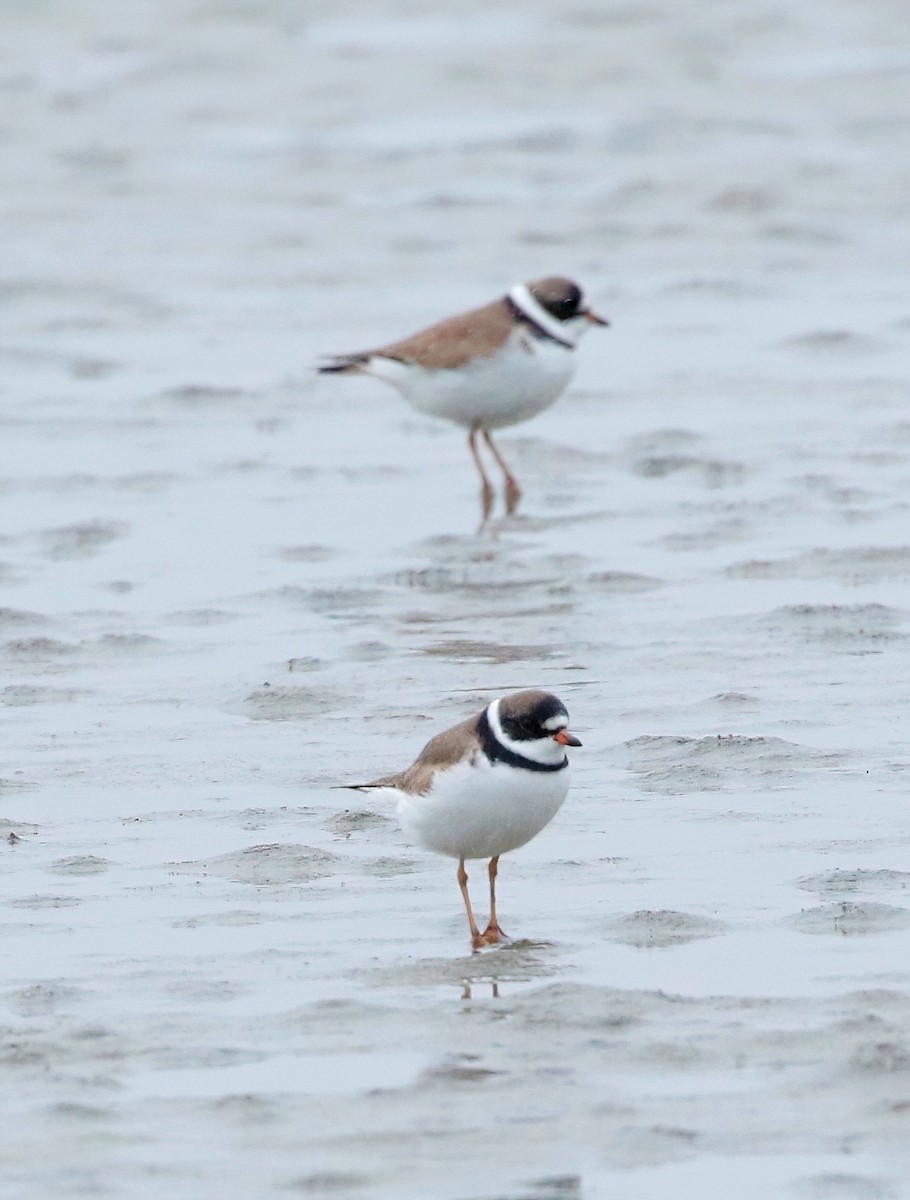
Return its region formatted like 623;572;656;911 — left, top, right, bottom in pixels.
318;354;370;374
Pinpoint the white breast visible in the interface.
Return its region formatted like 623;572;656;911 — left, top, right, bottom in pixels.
365;331;577;430
395;756;571;861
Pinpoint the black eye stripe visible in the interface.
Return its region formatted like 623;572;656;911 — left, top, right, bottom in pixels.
500;708;568;742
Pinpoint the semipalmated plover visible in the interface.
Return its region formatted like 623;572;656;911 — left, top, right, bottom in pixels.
343;689;581;949
319;278;607;516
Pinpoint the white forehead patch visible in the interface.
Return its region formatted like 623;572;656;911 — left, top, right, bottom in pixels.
543;713;568;732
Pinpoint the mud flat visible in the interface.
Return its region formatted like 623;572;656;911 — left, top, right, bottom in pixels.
3;1;910;1197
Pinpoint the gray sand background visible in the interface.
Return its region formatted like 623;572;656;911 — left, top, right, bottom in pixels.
3;0;910;1196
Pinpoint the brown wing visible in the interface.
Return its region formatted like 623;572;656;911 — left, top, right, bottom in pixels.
369;298;516;370
347;713;483;796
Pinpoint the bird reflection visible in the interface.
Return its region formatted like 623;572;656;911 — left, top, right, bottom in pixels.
461;980;501;1001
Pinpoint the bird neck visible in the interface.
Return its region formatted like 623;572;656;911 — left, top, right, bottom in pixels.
507;284;577;349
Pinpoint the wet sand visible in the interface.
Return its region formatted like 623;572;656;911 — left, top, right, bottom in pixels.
3;1;910;1196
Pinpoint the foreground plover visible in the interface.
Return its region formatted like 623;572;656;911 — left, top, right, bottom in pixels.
343;689;581;949
319;278;607;516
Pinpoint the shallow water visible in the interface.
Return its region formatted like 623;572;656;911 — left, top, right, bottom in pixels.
4;0;910;1197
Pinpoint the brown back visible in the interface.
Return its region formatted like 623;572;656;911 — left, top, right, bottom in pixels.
366;713;482;796
373;298;516;370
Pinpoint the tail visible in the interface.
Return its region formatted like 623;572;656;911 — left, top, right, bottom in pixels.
317;354;370;375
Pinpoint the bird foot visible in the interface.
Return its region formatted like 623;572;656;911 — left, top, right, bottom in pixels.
473;923;508;948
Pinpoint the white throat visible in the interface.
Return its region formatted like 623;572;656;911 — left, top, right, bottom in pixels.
486;698;568;767
508;284;577;349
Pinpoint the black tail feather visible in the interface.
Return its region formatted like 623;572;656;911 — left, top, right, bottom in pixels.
318;354;369;374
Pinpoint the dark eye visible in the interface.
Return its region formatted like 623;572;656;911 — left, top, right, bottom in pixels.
549;285;582;321
559;283;581;316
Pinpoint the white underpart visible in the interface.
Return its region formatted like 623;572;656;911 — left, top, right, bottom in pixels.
508;284;577;348
394;752;571;861
361;320;590;431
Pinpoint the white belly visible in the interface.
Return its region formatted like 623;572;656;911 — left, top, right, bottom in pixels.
365;332;576;430
394;756;570;861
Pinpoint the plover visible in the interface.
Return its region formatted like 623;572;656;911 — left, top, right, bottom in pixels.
319;278;607;516
343;689;581;948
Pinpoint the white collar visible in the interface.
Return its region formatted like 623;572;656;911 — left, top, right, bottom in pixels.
508;283;576;348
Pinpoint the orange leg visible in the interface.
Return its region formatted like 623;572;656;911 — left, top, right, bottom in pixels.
457;858;484;946
480;855;507;943
468;427;495;520
482;429;521;514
